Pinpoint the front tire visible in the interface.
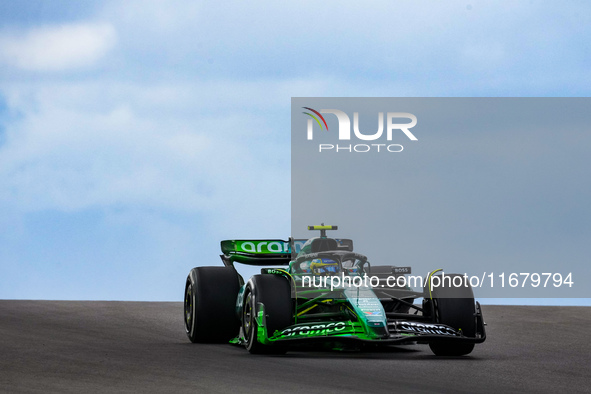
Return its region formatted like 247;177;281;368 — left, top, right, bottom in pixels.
184;266;241;343
427;273;476;356
243;274;292;354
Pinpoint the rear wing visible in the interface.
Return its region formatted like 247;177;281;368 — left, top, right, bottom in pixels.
220;240;293;266
220;238;354;267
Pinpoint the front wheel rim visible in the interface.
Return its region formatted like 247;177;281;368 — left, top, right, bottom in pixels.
243;292;253;341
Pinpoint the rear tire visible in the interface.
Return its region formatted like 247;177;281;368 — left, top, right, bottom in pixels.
243;274;292;354
184;267;241;343
427;273;476;356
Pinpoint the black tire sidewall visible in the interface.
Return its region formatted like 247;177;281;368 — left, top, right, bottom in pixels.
184;277;196;338
243;275;292;353
185;267;240;343
428;273;476;356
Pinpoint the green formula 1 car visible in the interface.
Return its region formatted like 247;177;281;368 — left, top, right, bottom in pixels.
183;225;486;356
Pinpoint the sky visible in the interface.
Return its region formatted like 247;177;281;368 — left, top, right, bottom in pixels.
291;98;590;301
0;1;589;301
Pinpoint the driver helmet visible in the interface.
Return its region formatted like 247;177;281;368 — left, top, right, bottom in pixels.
310;258;340;275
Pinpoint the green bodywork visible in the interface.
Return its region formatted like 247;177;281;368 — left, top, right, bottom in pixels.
222;231;486;350
224;236;423;346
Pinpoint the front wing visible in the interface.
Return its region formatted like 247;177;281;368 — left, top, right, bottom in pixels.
238;301;486;347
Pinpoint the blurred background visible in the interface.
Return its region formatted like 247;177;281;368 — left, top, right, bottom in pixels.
0;1;589;300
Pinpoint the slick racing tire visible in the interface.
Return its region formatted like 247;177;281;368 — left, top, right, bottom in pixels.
243;274;293;354
426;273;476;356
184;266;241;343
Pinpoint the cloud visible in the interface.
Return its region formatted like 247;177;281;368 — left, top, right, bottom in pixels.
1;0;590;301
0;22;116;71
0;79;291;217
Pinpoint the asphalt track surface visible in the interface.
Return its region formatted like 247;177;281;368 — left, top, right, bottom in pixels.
1;301;589;394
